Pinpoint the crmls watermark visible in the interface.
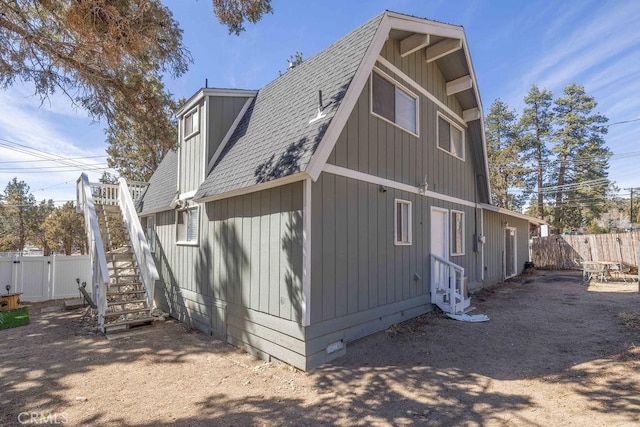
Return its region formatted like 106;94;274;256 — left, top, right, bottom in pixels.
17;412;68;425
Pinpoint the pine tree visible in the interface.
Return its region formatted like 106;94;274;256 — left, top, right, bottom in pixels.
0;178;36;251
31;199;56;255
485;99;530;210
551;84;610;231
0;0;273;181
44;202;86;255
519;85;553;220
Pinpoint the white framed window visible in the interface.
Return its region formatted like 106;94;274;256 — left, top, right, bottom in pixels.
437;113;465;160
451;210;465;256
371;69;419;136
143;215;156;253
176;206;199;245
394;199;412;246
183;107;200;139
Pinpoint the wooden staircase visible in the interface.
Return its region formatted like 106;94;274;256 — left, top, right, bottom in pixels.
96;204;153;332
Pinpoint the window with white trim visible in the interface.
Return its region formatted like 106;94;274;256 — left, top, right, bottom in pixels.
371;70;419;135
451;210;465;255
143;215;156;252
176;206;199;244
394;199;412;246
183;107;199;139
438;113;465;160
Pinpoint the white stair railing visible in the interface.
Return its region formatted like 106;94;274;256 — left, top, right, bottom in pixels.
76;173;110;331
430;254;469;314
117;178;159;307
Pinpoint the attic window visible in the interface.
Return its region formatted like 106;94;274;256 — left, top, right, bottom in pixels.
183;107;199;139
371;70;419;136
438;113;464;160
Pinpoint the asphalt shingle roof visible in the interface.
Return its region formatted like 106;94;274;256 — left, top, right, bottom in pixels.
193;12;384;200
136;149;178;214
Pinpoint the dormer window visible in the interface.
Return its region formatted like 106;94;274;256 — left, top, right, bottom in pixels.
183;107;199;139
371;70;419;136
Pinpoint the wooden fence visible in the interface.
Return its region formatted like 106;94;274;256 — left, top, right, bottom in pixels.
531;232;640;270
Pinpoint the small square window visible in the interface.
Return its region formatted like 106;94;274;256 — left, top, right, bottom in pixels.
183;108;199;139
394;199;412;246
438;113;465;160
372;70;419;135
451;210;465;255
176;206;199;245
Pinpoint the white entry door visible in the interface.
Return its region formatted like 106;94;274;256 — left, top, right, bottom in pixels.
504;227;517;279
431;207;449;260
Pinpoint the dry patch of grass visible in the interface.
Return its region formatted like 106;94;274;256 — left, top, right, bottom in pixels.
618;311;640;330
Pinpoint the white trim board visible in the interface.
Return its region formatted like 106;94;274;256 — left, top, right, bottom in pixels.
375;57;467;128
322;163;476;209
306;13;392;180
321;164;545;226
177;88;258;117
194;172;309;204
480;203;546;225
302;178;312;327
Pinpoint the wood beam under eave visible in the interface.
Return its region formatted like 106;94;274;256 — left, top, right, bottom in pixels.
425;39;462;63
463;108;481;122
446;75;473;96
400;33;430;57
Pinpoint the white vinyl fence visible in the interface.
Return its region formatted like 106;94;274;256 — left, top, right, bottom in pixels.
0;255;91;302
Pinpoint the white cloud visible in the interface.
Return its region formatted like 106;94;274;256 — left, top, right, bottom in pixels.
520;1;640;91
0;86;109;204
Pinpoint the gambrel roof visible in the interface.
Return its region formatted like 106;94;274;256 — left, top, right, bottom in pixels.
194;10;491;203
141;10;494;212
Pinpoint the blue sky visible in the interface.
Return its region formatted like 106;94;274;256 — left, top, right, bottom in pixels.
1;0;639;207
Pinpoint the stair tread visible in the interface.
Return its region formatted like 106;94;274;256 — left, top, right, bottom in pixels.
107;299;147;306
104;317;154;330
107;290;147;296
109;283;144;288
104;308;150;316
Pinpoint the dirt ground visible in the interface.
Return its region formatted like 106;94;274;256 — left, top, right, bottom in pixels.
1;270;639;426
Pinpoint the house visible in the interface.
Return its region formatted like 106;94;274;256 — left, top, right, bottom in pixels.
128;11;545;370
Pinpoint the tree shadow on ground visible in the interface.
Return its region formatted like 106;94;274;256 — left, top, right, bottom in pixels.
0;307;236;426
1;270;638;426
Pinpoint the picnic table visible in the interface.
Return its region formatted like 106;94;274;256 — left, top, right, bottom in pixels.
582;261;632;282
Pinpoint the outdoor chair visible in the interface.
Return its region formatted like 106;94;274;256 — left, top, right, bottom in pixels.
581;261;607;282
79;285;97;322
609;263;631;282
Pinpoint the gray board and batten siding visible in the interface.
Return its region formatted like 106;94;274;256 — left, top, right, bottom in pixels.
140;12;540;371
178;98;205;194
304;37;487;366
178;95;252;195
207;95;252;167
482;210;530;284
325;36;482;210
152;182;308;368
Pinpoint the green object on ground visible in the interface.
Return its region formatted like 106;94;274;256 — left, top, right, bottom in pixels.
0;307;29;330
